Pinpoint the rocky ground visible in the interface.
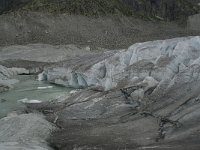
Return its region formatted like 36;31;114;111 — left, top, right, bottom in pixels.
0;12;200;49
1;36;200;149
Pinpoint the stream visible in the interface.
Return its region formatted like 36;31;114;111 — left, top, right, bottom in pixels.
0;75;71;118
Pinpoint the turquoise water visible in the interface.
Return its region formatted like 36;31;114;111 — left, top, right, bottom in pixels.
0;75;71;118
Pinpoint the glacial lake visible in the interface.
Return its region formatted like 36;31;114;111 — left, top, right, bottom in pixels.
0;75;71;118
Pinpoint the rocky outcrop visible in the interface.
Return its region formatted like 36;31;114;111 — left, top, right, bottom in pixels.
0;113;55;150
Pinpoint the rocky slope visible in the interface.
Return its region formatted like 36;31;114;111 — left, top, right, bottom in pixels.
1;0;199;20
0;12;200;49
0;0;200;49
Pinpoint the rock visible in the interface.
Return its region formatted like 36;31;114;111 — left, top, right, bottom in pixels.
0;113;55;150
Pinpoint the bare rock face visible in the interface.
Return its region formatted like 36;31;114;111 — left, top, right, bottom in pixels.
26;36;200;149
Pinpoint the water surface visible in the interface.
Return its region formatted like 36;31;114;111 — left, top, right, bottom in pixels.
0;75;71;118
